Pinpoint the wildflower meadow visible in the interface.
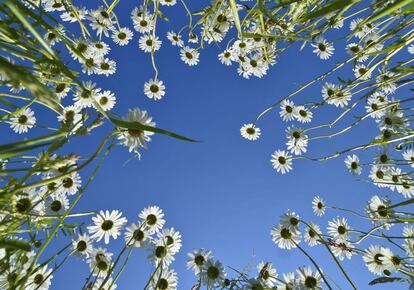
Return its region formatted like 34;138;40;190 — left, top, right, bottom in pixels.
0;0;413;289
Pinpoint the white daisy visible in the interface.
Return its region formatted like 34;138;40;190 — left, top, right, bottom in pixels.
344;154;362;175
112;27;133;46
147;238;175;268
218;50;233;66
144;79;166;100
132;14;154;34
139;206;165;234
327;217;351;241
280;211;300;232
58;172;82;196
294;106;313;123
257;262;278;287
369;165;389;188
157;227;182;254
376;71;397;94
187;248;213;275
279;100;296;121
346;43;368;62
311;36;334;60
180;46;200;66
200;259;226;288
365;195;393;225
408;44;414;54
92;277;117;290
167;31;184;47
14;188;44;215
365;92;388;119
286;126;308;155
312;196;326;216
363;245;389;275
271;223;301;250
271;150;293;174
402;149;414;168
330;239;355;261
149;268;178;290
296;266;322;290
97;58;117;76
124;222;150;248
353;64;372;80
304;223;321;247
10;108;36;134
72;233;94;259
160;0;177;6
88;247;113;277
240;123;261;141
95;90;116;111
74;81;101;109
46;193;69;215
27;265;53;290
117;108;156;154
139;34;162;53
87;210;127;244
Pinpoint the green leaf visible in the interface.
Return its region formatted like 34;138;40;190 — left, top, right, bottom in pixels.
368;277;405;285
364;0;413;24
0;131;66;152
0;142;53;159
301;0;360;21
0;239;31;251
388;197;414;209
229;0;242;36
395;217;414;222
110;118;198;143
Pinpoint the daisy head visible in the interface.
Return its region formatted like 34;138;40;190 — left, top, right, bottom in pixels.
271;150;293;174
240;123;261;141
10;108;36;134
200;258;226;288
312;196;326;216
87;210;127;244
124;221;151;248
139;206;165;234
144;78;166;100
72;233;94;259
187;248;213;275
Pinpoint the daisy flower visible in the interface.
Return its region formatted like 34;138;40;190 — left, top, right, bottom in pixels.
27;266;53;290
275;272;297;290
124;221;150;248
271;150;293;174
117;108;156;154
294;106;313;123
382;249;402;273
363;245;389;275
87;210;127;244
257;262;278;287
97;58;117;76
92;277;117;290
365;92;388;119
58;172;82;196
147;238;176;268
311;36;334;60
88;247;113;277
10;108;36;134
95;90;116;111
344;154;362;175
74;81;101;109
187;248;213;275
160;0;177;6
280;211;300;231
408;44;414;54
279;100;296;121
149;268;178;290
139;206;165;234
166;31;183;47
296;266;322;290
132;14;154;34
286;126;308;155
72;233;94;259
304;223;321;247
14;189;44;215
312;196;326;216
46;193;69;215
200;259;226;288
139;34;162;53
346;43;368;62
402;149;414;167
330;240;354;261
180;46;200;66
87;41;111;58
353;64;372;80
271;223;301;250
112;27;133;46
369;165;388;188
376;71;397;94
144;78;166;100
327;217;351;241
240;123;261;141
218;50;233;66
157;227;182;254
53;82;71;100
365;195;393;225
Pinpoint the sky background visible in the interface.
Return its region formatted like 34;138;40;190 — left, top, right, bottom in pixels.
3;1;411;289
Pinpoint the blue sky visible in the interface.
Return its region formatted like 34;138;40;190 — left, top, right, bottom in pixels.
3;1;409;289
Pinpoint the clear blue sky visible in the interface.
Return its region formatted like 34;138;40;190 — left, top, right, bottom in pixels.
5;1;408;289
